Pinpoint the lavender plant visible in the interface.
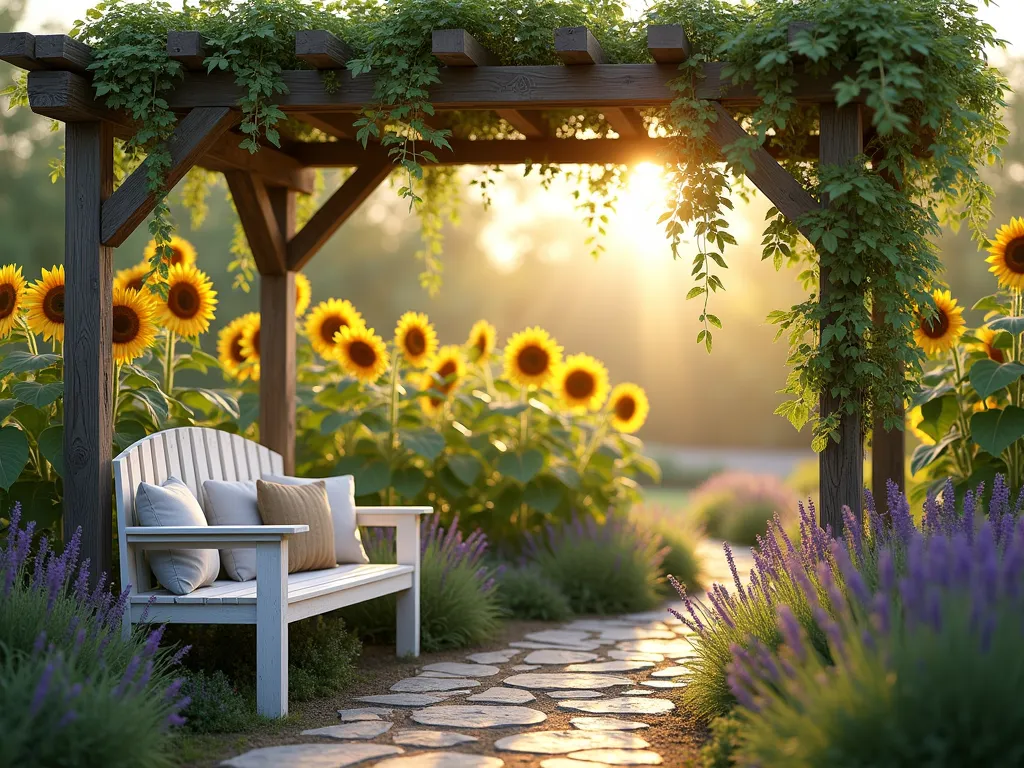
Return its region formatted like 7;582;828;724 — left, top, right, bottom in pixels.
687;471;798;546
524;515;668;615
0;505;189;767
726;509;1024;767
341;515;501;651
496;566;573;622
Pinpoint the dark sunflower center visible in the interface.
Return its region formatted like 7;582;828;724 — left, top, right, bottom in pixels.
565;370;596;400
987;343;1005;364
517;344;549;376
349;340;377;368
1005;237;1024;274
168;283;200;319
0;284;16;319
320;316;345;345
112;305;140;344
230;335;246;364
436;360;457;394
127;277;145;293
169;246;185;266
615;395;637;422
920;310;949;339
474;334;487;354
42;287;65;324
404;328;426;357
251;329;261;358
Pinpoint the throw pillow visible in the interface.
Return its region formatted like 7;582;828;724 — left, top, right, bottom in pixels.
202;479;260;582
255;479;336;573
262;473;368;564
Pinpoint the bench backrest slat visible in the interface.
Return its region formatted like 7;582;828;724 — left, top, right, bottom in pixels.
113;427;284;596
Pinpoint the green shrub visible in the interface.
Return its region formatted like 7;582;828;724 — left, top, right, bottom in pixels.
496;566;573;622
179;670;255;735
688;472;796;546
165;615;361;704
650;518;703;594
699;713;743;768
341;516;502;651
525;516;666;615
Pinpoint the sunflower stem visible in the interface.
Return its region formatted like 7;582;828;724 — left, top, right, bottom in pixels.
163;331;176;395
951;346;974;479
519;388;530;448
580;412;610;474
387;354;401;506
1013;290;1022;490
18;315;38;356
113;362;123;421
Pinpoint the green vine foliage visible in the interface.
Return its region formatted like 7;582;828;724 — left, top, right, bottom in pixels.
47;0;1008;450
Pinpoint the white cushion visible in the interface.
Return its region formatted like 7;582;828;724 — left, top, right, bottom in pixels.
134;477;219;596
262;473;368;564
202;479;261;582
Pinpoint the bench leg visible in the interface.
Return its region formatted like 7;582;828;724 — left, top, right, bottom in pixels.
256;540;289;718
395;518;421;657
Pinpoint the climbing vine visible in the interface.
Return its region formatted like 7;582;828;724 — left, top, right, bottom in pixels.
6;0;1009;450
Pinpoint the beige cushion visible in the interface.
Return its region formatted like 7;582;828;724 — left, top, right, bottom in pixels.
262;473;368;564
134;477;219;595
256;479;336;573
202;479;260;582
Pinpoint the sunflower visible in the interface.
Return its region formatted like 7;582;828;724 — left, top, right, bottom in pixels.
159;263;217;337
467;319;497;363
553;353;610;412
334;326;389;383
913;289;966;356
608;383;650;433
973;396;1001;413
424;345;467;399
0;264;26;339
24;265;66;342
238;312;262;381
304;299;365;359
906;406;935;446
111;287;158;365
217;315;255;382
394;311;438;367
503;327;562;388
295;273;312;317
971;327;1005;363
113;261;151;295
144;235;197;268
419;392;445;417
986;217;1024;290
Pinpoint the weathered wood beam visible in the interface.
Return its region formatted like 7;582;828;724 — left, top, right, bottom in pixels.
495;109;547;138
819;102;865;533
27;70;135;136
0;32;42;70
555;27;607;65
116;65;854;112
294;30;352;69
34;35;92;75
260;189;297;474
102;107;236;247
287;159;393;271
603;107;647;138
297;112;353;139
432;29;499;67
200;132;316;194
167;31;207;70
225;172;288;275
706;103;818;227
64;121;115;582
647;24;690;64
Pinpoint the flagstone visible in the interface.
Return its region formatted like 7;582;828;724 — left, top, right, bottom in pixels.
526;630;594;645
467;650;519;664
597;627;678;641
565;660;654;673
391;730;479;748
337;707;392;721
391;677;480;693
650;666;688;678
493;729;648;754
510;640;603;652
411;705;547;729
641;680;685;689
616;639;695;656
373;753;504;768
568;749;664;764
467;687;537;704
301;721;393;739
524;650;599;665
607;650;665;662
511;664;541;671
355;693;454;707
556;697;676;715
571;717;650;731
421;662;500;677
220;744;401;767
503;673;631;690
546;690;604;699
540;759;612;768
622;689;654;696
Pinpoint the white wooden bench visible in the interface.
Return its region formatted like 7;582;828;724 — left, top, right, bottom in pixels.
113;426;430;717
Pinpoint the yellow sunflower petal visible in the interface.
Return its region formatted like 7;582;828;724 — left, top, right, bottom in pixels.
0;264;27;339
114;261;153;295
111;286;159;365
553;353;610;412
467;320;497;363
394;311;438;368
24;265;66;343
986;217;1024;290
304;298;365;359
334;326;390;383
913;289;966;357
144;235;197;268
906;405;936;446
217;315;255;382
971;327;1006;363
295;273;312;317
609;382;650;433
423;345;467;400
503;327;563;388
238;312;262;383
159;263;217;337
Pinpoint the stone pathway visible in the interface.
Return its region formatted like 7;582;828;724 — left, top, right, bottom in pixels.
221;544;756;767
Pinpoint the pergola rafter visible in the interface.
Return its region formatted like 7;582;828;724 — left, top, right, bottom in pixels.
0;22;907;576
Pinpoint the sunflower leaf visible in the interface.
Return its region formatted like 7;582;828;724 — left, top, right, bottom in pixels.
11;381;63;409
497;449;544;484
969;359;1024;399
971;406;1024;457
918;394;959;442
0;426;29;492
0;352;61;378
399;427;445;461
446;453;482;486
37;425;64;477
911;432;958;475
989;317;1024;336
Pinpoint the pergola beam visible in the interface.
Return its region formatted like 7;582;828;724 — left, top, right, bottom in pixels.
287;159;393;271
0;32;43;70
294;30;352;69
432;29;499;67
296;112;354;139
496;109;548;138
167;31;208;70
225;172;288;275
647;25;690;64
200;132;316;193
34;35;92;75
554;27;607;65
102;107;236;247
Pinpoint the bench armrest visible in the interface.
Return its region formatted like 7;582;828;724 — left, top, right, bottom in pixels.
356;506;432;527
124;525;308;549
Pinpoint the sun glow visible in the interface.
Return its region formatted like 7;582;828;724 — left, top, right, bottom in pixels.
618;163;674;260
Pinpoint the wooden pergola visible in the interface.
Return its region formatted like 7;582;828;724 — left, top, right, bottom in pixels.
1;24;906;576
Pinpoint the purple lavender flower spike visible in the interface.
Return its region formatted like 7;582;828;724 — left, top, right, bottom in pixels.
776;605;806;661
29;661;55;717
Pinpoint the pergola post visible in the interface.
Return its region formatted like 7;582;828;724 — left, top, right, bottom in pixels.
818;103;864;533
260;189;297;474
63;120;114;576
